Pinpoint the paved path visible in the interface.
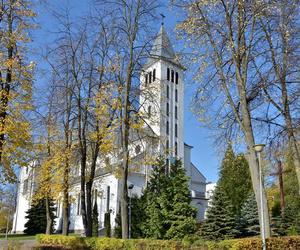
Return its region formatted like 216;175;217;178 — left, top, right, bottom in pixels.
0;239;37;250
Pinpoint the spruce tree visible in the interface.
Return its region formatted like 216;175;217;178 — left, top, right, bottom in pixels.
114;208;122;238
200;184;239;241
24;198;56;235
142;157;168;239
164;159;197;239
131;195;146;238
239;193;260;237
104;211;111;237
92;201;99;237
142;157;197;239
218;145;252;217
272;204;300;236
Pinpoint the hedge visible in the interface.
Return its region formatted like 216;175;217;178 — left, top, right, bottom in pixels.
35;235;185;250
36;234;300;250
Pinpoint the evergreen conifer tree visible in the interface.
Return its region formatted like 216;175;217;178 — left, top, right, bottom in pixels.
104;211;111;237
200;184;239;241
142;157;197;239
142;157;168;239
24;198;56;235
164;159;197;239
131;195;146;238
92;201;99;237
239;193;260;237
218;145;252;217
272;204;300;236
114;208;122;238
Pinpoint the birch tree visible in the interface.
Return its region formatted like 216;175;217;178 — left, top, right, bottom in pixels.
174;0;271;236
255;0;300;193
0;0;35;183
98;0;160;238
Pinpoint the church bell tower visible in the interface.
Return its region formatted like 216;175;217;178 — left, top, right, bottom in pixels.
140;24;185;163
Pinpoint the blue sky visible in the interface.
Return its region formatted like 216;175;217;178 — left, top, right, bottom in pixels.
32;0;220;183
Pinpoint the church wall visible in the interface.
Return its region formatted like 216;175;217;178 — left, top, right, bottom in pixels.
12;166;35;234
55;174;120;233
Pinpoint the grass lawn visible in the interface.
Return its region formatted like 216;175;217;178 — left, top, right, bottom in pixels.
0;234;36;240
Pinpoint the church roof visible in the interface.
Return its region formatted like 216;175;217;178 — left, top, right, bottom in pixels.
146;25;185;70
150;25;176;60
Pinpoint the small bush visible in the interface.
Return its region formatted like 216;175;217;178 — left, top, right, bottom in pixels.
36;234;300;250
34;245;71;250
218;236;300;250
36;234;87;250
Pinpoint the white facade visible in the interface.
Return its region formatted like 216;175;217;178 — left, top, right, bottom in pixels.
13;26;209;234
205;182;217;218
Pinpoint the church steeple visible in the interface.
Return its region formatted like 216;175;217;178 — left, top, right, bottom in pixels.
141;25;185;161
149;25;176;61
147;25;184;70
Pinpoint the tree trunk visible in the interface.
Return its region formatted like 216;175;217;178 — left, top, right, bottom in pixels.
120;161;129;239
245;132;271;238
62;157;70;235
0;3;13;164
45;197;52;235
85;148;99;237
62;188;69;235
234;0;271;237
282;88;300;194
80;156;88;236
85;182;92;237
121;48;134;239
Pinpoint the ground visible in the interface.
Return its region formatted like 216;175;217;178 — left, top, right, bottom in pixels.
0;239;36;250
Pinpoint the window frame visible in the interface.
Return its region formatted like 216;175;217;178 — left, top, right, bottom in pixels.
148;105;151;118
166;103;169;116
171;70;174;82
149;71;152;83
166;121;169;135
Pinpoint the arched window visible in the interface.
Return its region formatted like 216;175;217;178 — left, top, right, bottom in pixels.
23;179;28;195
175;106;178;119
171;70;174;82
149;71;152;83
153;69;156;81
106;186;110;211
77;194;81;215
175;89;178;102
166;121;169;135
175;72;179;84
166;103;169;116
167;85;169;99
167;68;170;81
148;106;151;118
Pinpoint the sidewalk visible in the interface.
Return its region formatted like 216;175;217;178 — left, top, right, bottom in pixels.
0;239;36;250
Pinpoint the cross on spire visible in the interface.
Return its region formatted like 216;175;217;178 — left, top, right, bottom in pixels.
160;13;165;26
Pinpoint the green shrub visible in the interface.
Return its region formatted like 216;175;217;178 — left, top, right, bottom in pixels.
36;234;300;250
34;245;71;250
36;234;87;250
216;236;300;250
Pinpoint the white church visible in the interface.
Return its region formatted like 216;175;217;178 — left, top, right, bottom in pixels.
12;25;209;234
